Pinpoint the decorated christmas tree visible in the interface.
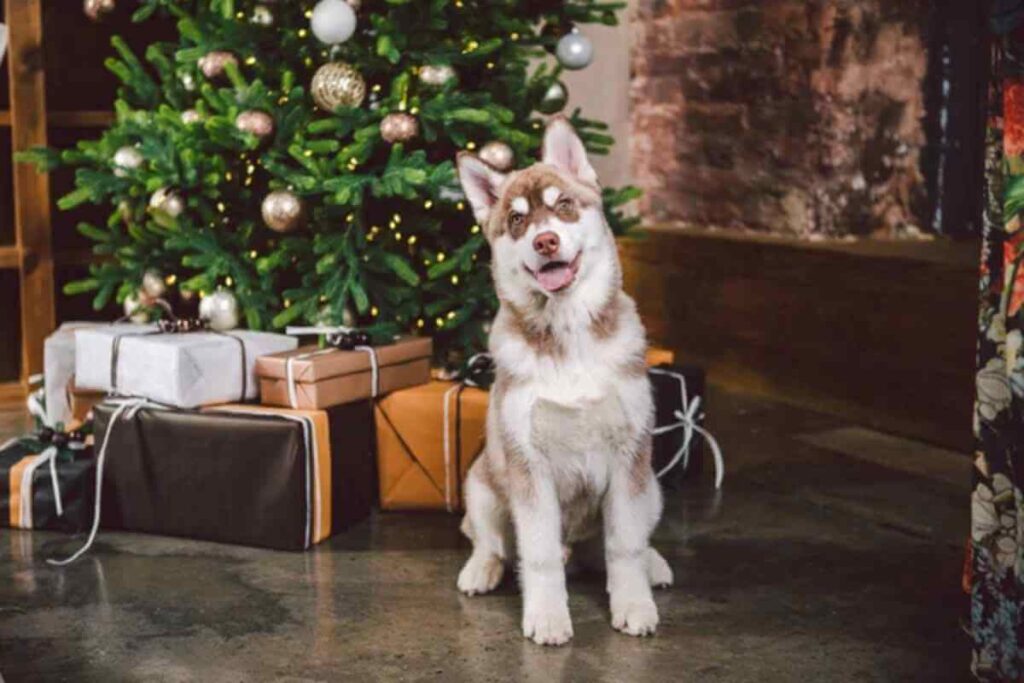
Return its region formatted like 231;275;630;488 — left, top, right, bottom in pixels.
23;0;637;363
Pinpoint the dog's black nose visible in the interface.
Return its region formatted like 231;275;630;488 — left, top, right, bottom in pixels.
533;231;560;257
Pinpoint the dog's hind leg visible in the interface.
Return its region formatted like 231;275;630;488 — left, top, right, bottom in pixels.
647;548;674;588
457;459;508;596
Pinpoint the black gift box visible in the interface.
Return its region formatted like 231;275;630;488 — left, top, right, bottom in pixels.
649;364;707;488
93;401;376;551
1;437;95;532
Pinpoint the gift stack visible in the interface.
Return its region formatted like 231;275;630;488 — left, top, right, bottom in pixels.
17;315;718;560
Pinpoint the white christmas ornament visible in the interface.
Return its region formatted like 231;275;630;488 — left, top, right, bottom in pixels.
123;292;150;323
141;270;166;299
150;187;184;218
556;30;594;70
199;289;240;332
113;146;143;176
310;0;356;45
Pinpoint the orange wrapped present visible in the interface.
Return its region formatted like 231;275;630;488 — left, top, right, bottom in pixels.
375;381;488;512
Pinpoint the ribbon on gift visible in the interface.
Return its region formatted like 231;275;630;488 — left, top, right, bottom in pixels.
649;367;724;489
284;326;379;410
2;426;88;529
439;353;494;512
47;397;169;566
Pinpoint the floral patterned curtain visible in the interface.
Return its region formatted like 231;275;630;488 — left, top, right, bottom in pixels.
971;26;1024;681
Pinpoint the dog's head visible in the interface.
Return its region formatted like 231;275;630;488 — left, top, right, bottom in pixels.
457;117;616;308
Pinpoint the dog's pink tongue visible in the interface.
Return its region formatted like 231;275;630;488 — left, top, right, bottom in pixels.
537;263;574;292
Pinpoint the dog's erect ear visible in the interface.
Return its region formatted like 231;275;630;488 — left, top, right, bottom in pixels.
542;116;597;186
457;152;506;225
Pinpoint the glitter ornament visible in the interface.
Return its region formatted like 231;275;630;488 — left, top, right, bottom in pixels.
380;113;419;144
261;190;306;233
310;61;366;110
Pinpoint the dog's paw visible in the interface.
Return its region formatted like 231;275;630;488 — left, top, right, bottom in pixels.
523;605;573;646
611;598;659;637
457;555;504;596
647;548;674;589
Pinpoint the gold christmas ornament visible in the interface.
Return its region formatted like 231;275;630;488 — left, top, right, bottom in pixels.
149;187;184;218
478;141;514;171
261;190;306;232
310;61;366;111
83;0;115;21
198;51;238;80
380;113;419;144
418;64;456;87
235;110;275;140
141;270;167;299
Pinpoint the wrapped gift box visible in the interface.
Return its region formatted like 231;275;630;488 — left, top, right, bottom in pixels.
650;364;708;488
1;435;95;532
76;326;297;408
44;322;106;427
93;400;375;550
257;336;432;409
375;380;487;512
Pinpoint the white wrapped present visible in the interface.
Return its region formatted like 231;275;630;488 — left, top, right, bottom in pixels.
74;326;297;408
43;322;125;426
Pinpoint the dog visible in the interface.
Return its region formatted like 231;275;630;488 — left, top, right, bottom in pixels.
455;116;672;646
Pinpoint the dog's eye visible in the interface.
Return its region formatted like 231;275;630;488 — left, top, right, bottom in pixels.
508;212;525;227
556;197;574;214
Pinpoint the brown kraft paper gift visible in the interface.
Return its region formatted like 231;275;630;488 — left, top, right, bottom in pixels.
375;380;488;512
257;336;432;409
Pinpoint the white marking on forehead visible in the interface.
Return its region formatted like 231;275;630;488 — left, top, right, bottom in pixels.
511;196;529;214
542;186;561;208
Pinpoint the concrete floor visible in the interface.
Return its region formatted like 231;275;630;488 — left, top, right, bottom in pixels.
0;390;970;682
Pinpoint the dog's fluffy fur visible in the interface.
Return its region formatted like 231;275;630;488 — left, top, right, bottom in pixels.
455;117;671;646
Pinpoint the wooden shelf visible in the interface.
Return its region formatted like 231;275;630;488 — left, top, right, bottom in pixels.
0;245;19;269
0;110;114;128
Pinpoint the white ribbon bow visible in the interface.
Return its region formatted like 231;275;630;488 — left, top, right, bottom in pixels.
649;367;725;489
284;326;379;409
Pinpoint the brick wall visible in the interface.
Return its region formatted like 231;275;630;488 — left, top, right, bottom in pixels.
631;0;930;237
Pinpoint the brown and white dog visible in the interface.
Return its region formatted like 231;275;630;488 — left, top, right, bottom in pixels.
455;117;672;646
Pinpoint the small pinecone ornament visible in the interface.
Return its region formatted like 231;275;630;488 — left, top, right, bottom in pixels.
380;113;419;144
83;0;115;21
235;110;275;141
479;141;514;171
310;61;366;111
198;51;238;80
261;190;306;233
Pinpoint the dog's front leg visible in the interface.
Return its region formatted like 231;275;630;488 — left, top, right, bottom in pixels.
508;454;573;646
603;460;660;636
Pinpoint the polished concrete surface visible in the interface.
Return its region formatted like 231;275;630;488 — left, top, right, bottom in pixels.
0;390;969;682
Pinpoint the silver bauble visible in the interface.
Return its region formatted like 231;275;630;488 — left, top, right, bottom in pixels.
198;51;238;80
261;190;306;232
556;30;594;70
113;146;143;177
538;81;568;114
199;289;240;332
235;110;275;140
150;187;184;218
310;0;357;45
418;64;456;87
251;5;274;26
478;141;514;171
83;0;115;21
181;109;203;125
123;292;151;323
380;113;419;144
141;270;167;299
310;61;366;110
